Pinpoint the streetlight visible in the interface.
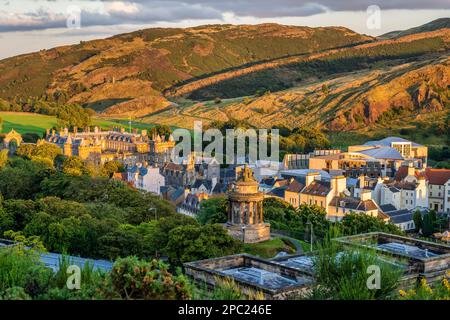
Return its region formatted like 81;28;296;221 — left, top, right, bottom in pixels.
306;220;313;252
241;226;246;243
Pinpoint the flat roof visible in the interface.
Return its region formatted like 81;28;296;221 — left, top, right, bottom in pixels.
221;267;300;290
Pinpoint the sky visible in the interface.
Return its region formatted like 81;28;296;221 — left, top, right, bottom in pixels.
0;0;449;59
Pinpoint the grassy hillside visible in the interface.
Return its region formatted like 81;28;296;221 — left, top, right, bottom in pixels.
0;112;161;135
0;24;371;117
0;20;448;143
142;54;450;130
171;30;449;100
380;18;450;39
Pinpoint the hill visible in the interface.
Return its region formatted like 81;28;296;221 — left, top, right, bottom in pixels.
141;54;450;130
0;23;371;116
379;18;450;39
0;20;448;139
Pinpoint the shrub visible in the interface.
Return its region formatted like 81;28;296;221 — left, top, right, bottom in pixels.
102;257;192;300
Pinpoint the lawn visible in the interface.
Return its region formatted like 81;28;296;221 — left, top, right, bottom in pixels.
0;112;161;136
242;238;296;259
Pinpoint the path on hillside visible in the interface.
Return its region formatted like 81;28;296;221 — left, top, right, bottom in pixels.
271;232;305;254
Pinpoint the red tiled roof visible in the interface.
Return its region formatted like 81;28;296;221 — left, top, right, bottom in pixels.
425;168;450;185
394;166;425;181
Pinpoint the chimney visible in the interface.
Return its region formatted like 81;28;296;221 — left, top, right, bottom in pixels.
358;174;365;189
360;189;372;201
407;163;415;177
331;175;346;196
306;172;319;187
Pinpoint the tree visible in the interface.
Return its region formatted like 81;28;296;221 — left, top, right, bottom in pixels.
197;197;228;224
165;224;241;266
422;213;435;237
413;210;423;233
0;158;51;199
32;143;62;163
0;149;9;169
15;144;37;160
102;160;124;177
62;156;86;176
56;104;92;129
341;213;402;236
149;124;172;139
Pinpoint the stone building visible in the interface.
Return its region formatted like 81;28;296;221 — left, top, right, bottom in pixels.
226;165;270;243
42;127;175;166
2;129;23;154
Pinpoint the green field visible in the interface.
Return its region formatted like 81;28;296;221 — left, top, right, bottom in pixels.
0;112;165;136
242;238;296;258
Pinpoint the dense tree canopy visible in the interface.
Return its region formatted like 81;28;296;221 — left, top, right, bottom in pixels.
56;104;92;129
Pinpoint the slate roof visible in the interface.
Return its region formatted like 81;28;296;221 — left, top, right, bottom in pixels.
330;196;378;212
385;180;417;191
169;188;185;202
268;187;287;198
260;177;277;187
359;147;404;160
163;162;184;171
302;180;331;196
212;182;227;194
281;169;331;180
364;137;422;147
192;179;213;190
221;168;237;179
286;179;305;193
178;194;202;214
380;204;398;213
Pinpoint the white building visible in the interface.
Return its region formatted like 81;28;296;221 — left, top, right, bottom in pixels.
127;163;165;195
377;165;428;211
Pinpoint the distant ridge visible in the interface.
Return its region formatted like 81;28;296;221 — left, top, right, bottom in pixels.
379;18;450;39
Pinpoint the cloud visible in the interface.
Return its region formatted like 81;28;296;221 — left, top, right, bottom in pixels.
0;0;449;32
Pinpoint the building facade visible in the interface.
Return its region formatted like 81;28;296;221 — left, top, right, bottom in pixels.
43;127;175;166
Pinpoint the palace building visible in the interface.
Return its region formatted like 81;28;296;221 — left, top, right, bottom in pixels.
42;127;175;166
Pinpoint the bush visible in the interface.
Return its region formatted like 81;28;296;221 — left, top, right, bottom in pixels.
103;257;192;300
399;274;450;300
310;228;402;300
